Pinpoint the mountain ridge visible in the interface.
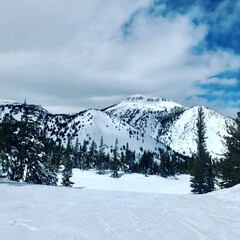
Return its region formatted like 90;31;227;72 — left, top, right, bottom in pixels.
0;95;235;158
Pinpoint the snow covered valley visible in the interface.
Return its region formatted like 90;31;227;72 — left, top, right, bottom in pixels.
1;171;240;240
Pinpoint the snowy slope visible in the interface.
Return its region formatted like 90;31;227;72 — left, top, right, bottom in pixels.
46;109;166;153
105;95;185;138
0;102;166;154
159;106;233;158
104;95;185;140
105;96;234;158
0;179;239;240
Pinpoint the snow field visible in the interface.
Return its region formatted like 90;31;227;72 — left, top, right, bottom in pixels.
70;169;191;194
1;171;240;240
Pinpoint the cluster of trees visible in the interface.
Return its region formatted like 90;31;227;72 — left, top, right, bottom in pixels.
51;137;190;181
0;105;239;193
0;109;189;187
190;107;240;194
0;108;58;185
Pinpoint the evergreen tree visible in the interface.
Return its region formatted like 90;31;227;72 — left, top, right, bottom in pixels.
42;138;61;185
0;108;57;185
80;140;88;170
0;114;22;180
219;112;240;188
19;106;55;185
122;143;134;173
159;150;169;178
190;107;215;194
61;138;74;187
88;140;98;169
139;150;154;176
169;153;177;176
72;139;80;168
110;139;120;178
96;136;105;174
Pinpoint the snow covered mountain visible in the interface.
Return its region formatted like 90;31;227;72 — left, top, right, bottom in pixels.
45;108;165;154
0;101;165;155
104;95;234;158
0;95;235;158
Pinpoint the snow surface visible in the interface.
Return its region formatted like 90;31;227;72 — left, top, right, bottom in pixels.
1;172;240;240
69;169;191;194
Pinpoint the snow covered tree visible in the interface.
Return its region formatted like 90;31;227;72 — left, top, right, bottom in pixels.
190;107;215;194
0;106;59;185
20;106;58;185
0;114;22;181
41;138;61;185
218;112;240;188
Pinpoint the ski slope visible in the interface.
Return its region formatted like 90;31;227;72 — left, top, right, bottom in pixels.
1;174;239;240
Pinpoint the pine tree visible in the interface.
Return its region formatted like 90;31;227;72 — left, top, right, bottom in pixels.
0;114;21;180
169;153;177;176
0;108;57;185
80;140;88;170
110;139;120;178
139;150;154;176
123;143;134;173
96;136;105;174
159;150;169;178
42;138;61;185
72;139;80;168
219;112;240;188
190;107;215;194
88;140;98;169
61;138;74;187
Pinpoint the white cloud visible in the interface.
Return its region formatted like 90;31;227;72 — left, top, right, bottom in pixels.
200;77;238;86
0;0;239;117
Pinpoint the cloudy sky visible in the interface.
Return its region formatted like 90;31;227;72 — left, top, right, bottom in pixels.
0;0;239;117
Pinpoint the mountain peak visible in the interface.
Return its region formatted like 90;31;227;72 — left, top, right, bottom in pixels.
125;94;170;103
113;94;183;112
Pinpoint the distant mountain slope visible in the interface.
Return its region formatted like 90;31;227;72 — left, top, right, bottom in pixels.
46;108;165;153
0;101;166;155
0;95;235;158
104;95;234;158
104;95;185;138
158;106;233;158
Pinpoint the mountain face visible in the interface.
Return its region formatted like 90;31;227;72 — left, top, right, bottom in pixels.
0;95;234;158
104;95;234;158
0;101;166;155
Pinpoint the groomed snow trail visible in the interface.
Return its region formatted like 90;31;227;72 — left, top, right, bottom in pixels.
0;181;239;240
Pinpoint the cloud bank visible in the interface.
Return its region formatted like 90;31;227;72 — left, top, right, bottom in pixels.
0;0;239;117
